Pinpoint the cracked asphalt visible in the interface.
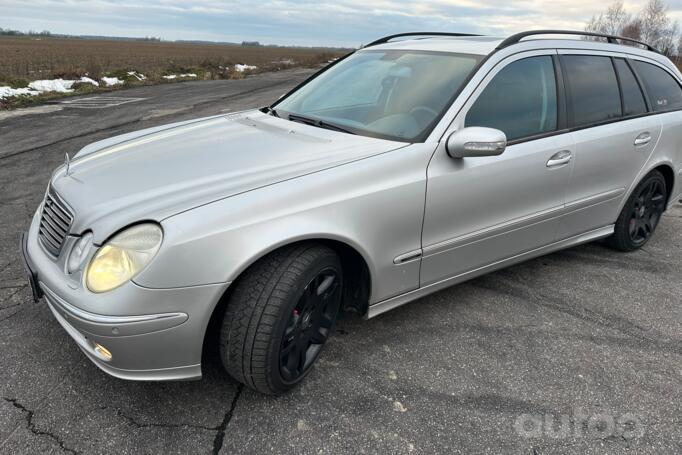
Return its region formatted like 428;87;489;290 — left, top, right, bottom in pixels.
1;68;681;454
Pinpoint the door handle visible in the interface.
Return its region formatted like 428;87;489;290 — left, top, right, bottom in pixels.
546;150;572;168
634;132;652;146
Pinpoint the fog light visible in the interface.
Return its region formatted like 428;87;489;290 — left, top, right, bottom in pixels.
93;343;112;361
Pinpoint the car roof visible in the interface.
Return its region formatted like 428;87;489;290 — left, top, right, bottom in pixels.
363;34;676;72
366;36;504;56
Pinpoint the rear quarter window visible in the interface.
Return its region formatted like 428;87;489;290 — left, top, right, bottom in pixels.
632;61;682;112
614;59;647;117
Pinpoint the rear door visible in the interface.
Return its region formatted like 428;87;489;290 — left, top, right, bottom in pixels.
556;52;662;239
630;59;682;202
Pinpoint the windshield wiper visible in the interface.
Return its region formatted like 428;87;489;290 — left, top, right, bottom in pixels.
261;106;279;117
317;120;357;135
287;114;356;135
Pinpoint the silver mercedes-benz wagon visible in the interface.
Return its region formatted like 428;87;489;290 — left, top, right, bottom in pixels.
22;30;682;394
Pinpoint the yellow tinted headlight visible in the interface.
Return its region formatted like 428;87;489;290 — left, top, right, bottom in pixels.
86;223;162;293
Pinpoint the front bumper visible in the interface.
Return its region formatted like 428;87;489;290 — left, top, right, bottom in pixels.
20;232;43;302
21;220;229;381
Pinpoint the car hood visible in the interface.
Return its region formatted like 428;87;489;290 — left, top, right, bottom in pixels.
50;110;406;241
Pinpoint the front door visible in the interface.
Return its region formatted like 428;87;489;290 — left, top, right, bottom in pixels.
421;52;574;286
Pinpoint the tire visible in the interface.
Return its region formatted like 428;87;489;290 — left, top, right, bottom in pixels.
607;170;668;252
220;243;343;395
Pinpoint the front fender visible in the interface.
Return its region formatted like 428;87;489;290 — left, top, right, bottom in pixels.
134;144;432;304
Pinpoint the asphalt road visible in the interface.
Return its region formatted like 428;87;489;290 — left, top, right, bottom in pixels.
1;69;681;455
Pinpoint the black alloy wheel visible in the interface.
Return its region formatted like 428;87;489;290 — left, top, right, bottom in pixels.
608;170;668;252
220;243;343;395
279;267;341;382
628;178;666;246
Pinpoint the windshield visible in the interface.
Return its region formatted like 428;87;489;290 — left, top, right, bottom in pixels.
273;50;482;142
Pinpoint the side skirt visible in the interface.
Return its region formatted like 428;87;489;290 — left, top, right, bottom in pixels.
366;224;614;319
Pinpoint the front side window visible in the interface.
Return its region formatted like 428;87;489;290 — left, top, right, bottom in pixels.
632;61;682;112
465;56;558;142
274;50;482;142
563;55;622;127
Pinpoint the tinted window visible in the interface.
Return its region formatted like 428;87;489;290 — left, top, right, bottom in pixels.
633;61;682;112
563;55;621;127
614;59;647;116
465;56;557;141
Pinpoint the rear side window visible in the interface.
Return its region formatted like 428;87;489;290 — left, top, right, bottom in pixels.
632;61;682;112
614;59;647;117
465;56;557;141
563;55;622;127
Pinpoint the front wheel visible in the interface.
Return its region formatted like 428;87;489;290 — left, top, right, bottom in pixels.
607;170;668;252
220;243;343;395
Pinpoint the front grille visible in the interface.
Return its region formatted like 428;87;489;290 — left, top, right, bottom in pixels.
38;189;73;256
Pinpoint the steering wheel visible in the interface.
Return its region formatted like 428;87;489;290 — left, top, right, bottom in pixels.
409;106;439;126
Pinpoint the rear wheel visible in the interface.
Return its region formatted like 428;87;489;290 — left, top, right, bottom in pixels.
607;170;667;252
220;243;343;395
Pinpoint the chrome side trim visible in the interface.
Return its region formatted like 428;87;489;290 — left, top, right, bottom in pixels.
368;225;614;319
423;205;564;257
40;284;188;325
564;188;626;210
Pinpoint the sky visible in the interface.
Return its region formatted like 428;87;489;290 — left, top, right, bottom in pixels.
2;0;682;47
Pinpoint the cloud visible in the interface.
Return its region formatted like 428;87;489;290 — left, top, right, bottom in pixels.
2;0;681;46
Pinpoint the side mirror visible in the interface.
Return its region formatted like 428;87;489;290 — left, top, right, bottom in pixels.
446;127;507;159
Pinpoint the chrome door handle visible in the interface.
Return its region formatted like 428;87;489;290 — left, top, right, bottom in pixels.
634;132;652;146
547;150;572;167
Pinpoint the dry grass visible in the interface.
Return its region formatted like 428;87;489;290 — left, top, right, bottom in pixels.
0;36;346;82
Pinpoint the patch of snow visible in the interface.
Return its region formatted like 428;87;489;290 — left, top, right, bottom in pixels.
163;73;197;80
127;71;146;81
28;79;76;93
78;76;99;86
102;77;123;86
2;76;101;99
234;64;257;72
0;86;40;100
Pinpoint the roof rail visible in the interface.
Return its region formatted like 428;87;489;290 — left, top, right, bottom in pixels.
497;30;661;54
364;32;481;48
